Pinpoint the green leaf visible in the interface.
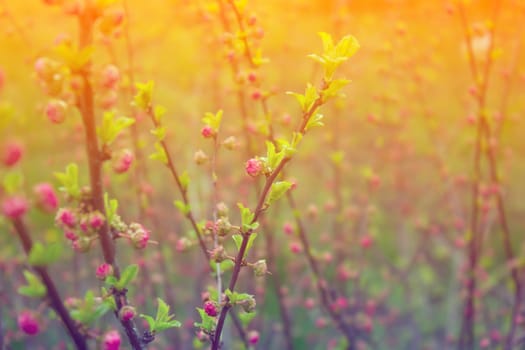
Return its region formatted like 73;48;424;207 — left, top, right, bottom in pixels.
104;193;119;224
140;314;156;331
28;242;62;266
179;171;190;191
54;163;80;198
54;44;94;71
202;110;223;132
237;203;258;231
98;112;135;146
142;298;181;333
231;233;257;259
305;113;324;131
174;200;190;216
238;311;257;327
322;79;350;101
194;308;216;332
151;126;167;141
153;105;166;123
115;264;138;290
149;142;168;164
133;81;154;110
265;181;292;207
2;171;23;194
18;270;46;298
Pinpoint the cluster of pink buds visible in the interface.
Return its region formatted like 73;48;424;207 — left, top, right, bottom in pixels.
96;263;114;280
55;208;106;252
127;223;151;249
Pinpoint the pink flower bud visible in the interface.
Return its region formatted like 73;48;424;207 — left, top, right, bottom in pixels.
128;223;150;249
245;158;263;177
101;65;120;89
282;222;294;235
113;149;134;174
55;208;77;228
18;311;40;335
247;71;257;83
64;230;78;241
119;305;136;322
247;330;259;345
360;235;373;249
33;183;59;213
96;263;114;280
251;90;262;100
89;211;105;229
2;196;28;219
103;330;121;350
45;99;68;124
201;125;215;138
204;301;218;317
290;242;302;254
3;141;24;167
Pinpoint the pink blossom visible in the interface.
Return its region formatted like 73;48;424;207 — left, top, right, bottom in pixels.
64;230;78;241
33;183;59;212
282;222;294;235
129;223;150;249
360;235;373;249
103;330;121;350
55;208;77;228
245;158;263;177
201;125;215;138
89;211;105;229
2;141;24;167
18;311;39;335
204;301;218;317
113;150;134;174
119;305;136;322
101;65;120;89
289;242;302;254
45;99;67;124
247;330;259;345
2;196;28;219
96;263;114;280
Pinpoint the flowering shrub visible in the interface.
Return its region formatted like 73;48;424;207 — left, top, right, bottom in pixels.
1;1;524;350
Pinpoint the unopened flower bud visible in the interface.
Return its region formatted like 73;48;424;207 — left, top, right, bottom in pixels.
17;311;40;335
194;150;208;165
253;259;267;277
245;158;263;177
119;305;136;322
239;296;256;313
222;136;238;150
216;202;229;218
204;301;218;317
103;330;121;350
96;263;114;280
